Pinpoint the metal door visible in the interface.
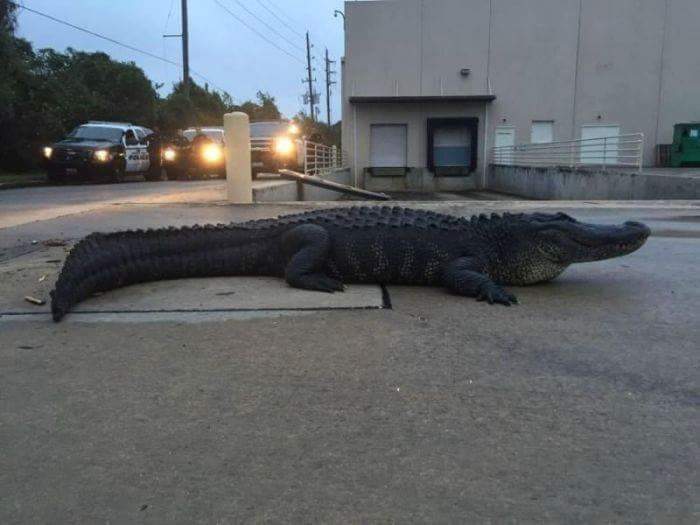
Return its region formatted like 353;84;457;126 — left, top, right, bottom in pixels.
531;121;554;144
124;130;142;172
581;125;620;165
370;124;407;167
494;127;515;164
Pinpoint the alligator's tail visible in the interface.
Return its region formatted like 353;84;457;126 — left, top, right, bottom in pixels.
50;225;273;322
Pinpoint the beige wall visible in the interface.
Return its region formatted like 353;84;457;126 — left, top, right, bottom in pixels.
489;0;580;143
657;0;700;146
420;0;491;96
343;0;700;178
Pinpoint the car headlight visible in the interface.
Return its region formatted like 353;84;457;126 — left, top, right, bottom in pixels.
163;148;177;162
202;143;223;163
288;124;300;135
93;149;111;162
43;147;53;159
274;137;295;156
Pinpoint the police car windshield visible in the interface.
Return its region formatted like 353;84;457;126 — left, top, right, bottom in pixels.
68;126;123;142
183;129;223;142
250;122;288;138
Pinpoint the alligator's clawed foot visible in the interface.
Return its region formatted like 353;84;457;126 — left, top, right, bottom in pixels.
295;274;345;293
476;284;518;306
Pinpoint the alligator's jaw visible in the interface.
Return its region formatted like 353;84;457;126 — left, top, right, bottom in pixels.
568;221;651;262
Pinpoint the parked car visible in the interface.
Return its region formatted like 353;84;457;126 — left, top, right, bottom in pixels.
42;121;162;184
250;121;304;177
161;127;225;180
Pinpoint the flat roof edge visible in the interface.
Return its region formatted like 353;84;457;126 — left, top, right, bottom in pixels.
349;95;497;104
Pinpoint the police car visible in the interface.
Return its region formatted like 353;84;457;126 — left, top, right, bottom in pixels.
42;121;162;184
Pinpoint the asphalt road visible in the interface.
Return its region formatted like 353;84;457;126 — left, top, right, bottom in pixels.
0;197;698;521
0;180;226;229
0;180;512;230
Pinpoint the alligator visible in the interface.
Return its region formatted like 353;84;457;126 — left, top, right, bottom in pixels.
50;206;651;321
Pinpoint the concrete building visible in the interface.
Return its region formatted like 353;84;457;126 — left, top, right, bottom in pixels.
341;0;700;192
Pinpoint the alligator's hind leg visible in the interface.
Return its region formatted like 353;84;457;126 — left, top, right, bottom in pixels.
282;224;345;293
443;257;518;306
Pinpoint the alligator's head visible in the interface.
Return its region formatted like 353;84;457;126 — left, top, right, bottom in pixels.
488;212;651;285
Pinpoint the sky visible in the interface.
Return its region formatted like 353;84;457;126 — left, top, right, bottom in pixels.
16;0;347;121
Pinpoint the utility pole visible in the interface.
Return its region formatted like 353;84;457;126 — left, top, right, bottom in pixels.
324;48;337;126
181;0;190;97
164;0;190;98
305;31;315;121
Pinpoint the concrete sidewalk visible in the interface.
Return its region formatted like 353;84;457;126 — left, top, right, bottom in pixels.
1;200;698;522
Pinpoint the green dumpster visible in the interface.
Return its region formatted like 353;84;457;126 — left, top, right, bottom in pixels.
670;123;700;167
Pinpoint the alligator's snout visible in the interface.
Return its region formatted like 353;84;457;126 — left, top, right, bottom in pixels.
586;220;650;262
554;219;651;263
624;221;652;237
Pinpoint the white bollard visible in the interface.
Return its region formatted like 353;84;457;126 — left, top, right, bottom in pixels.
224;112;253;203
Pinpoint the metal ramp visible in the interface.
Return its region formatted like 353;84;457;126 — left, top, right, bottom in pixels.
278;170;391;201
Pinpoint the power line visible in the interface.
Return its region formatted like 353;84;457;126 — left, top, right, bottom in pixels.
162;0;177;88
254;0;329;86
163;0;176;33
260;0;303;29
212;0;305;64
227;0;304;53
15;2;181;66
254;0;304;39
12;1;227;93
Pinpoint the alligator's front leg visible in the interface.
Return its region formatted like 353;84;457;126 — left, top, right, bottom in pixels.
282;224;345;293
443;257;518;306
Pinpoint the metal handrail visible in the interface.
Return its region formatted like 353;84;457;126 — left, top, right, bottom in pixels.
491;133;644;171
303;140;347;176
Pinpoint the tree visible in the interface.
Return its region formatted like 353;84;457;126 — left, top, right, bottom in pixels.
156;86;283;133
294;113;341;147
232;91;281;122
1;1;35;170
156;80;234;132
0;0;21;120
0;0;17;32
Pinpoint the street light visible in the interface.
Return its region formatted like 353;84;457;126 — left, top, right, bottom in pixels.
334;9;345;29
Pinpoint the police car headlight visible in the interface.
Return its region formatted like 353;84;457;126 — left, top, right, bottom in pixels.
202;143;223;163
43;147;53;159
94;149;111;162
274;137;294;156
163;148;177;162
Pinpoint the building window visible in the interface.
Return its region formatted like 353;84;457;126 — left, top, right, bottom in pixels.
427;118;479;176
370;124;407;168
531;121;554;144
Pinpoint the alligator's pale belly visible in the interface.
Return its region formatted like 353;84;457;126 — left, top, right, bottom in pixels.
492;262;568;286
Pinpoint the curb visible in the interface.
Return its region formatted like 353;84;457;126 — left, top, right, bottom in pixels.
0;180;48;191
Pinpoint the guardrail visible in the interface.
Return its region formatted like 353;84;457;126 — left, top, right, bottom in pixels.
303;140;347;176
491;133;644;171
